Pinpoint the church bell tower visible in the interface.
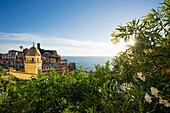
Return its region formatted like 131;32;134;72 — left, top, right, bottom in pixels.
24;43;42;74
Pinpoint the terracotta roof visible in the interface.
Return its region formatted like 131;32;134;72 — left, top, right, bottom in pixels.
0;59;5;61
9;50;19;52
42;62;60;67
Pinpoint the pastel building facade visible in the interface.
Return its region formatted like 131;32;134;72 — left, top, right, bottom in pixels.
42;59;69;75
0;54;8;59
8;50;19;61
0;43;76;75
24;43;42;74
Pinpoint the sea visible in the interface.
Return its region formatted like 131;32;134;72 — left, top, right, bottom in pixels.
61;56;114;72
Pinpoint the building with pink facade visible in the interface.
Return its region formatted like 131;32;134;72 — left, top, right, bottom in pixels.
0;43;76;75
42;59;71;75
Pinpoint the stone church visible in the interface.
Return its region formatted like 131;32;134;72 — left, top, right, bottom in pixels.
24;43;42;74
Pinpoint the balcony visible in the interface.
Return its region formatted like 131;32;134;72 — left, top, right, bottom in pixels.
24;61;42;63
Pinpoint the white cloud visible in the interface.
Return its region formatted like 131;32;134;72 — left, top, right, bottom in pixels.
0;32;131;56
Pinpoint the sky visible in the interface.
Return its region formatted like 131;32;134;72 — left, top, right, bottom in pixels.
0;0;163;56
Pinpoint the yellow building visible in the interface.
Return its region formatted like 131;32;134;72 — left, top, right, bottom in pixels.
8;50;18;61
24;43;42;74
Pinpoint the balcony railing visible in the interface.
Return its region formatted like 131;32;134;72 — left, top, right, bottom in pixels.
24;61;42;63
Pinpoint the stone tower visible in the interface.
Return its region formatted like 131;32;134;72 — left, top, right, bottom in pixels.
24;43;42;74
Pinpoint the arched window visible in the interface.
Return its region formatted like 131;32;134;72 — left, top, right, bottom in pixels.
32;58;34;62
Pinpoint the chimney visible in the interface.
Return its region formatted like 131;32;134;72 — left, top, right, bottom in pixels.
37;43;40;49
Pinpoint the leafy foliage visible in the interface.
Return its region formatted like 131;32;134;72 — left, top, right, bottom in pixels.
0;0;169;112
111;0;170;112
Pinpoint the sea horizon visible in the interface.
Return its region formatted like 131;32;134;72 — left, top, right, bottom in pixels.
61;56;113;72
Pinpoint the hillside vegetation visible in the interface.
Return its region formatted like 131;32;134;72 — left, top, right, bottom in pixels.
0;0;169;112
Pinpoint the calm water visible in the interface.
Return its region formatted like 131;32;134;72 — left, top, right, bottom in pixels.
61;56;113;72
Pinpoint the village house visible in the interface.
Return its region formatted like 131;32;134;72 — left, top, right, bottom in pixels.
0;43;76;75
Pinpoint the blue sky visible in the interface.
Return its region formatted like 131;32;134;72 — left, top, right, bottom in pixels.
0;0;163;56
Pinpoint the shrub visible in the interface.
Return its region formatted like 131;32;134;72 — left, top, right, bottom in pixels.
0;0;169;112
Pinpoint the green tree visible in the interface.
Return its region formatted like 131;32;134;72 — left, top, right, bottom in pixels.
0;67;4;77
19;46;23;51
111;0;170;112
0;1;169;113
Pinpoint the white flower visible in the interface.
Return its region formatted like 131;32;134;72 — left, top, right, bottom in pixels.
140;76;145;81
144;49;147;53
98;88;102;92
131;96;134;101
145;93;152;104
156;44;161;47
137;72;142;78
150;87;158;97
164;102;170;107
137;72;145;81
159;97;167;104
121;83;132;91
159;97;170;107
144;49;152;53
148;49;152;53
